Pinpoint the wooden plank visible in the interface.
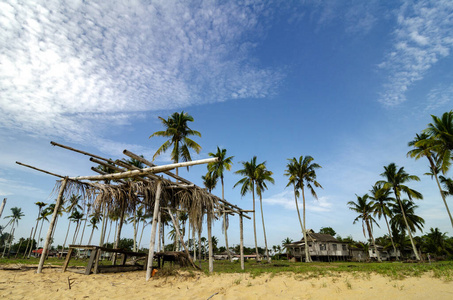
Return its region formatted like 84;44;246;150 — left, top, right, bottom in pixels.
85;247;98;275
121;254;127;265
62;248;73;272
93;249;102;274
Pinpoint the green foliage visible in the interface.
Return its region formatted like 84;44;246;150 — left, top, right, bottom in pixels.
319;227;336;236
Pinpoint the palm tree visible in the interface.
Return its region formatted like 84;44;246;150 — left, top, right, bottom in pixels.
424;227;449;257
27;202;47;257
283;156;322;263
255;163;274;262
282;237;293;260
348;194;381;262
150;111;202;176
390;199;425;258
69;210;84;245
208;146;234;261
408;132;453;228
36;208;51;249
378;163;423;260
369;183;398;259
422;110;453;174
87;211;102;245
2;207;24;257
234;156;262;261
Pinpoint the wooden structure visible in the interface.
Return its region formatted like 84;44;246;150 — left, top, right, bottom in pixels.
62;245;148;274
286;230;350;262
16;141;250;280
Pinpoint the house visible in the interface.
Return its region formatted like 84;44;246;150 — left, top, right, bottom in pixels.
286;230;350;262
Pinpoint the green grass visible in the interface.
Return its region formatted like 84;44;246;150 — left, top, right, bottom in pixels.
1;257;452;281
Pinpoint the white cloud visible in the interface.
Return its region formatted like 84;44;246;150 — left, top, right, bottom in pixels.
0;0;282;147
379;0;453;106
263;190;333;212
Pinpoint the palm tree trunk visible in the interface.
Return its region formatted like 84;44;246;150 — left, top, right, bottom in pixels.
293;184;304;238
138;221;146;251
198;227;202;268
383;213;399;260
366;219;381;262
192;225;196;261
28;210;41;258
61;222;71;257
106;219;113;246
394;191;420;260
301;187;311;262
430;157;453;228
252;182;259;261
259;195;270;262
157;211;162;252
133;207;138;252
78;215;88;245
37;218;45;248
99;203;108;247
23;226;34;259
2;225;15;257
221;177;232;261
88;227;95;245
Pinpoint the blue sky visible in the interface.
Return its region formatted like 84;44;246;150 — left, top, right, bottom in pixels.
1;0;453;250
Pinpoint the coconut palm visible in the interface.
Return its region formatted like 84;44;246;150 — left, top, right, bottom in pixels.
378;163;423;260
408;132;453;228
2;207;24;257
369;183;398;260
201;172;218;267
234;156;262;261
27;202;47;257
255;163;274;262
282;237;293;259
69;210;84;245
150;111;201;176
348;194;381;262
283;156;322;263
390;199;425;258
421;110;453;174
208;146;234;261
87;211;102;245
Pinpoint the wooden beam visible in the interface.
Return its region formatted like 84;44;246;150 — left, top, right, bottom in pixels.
70;158;219;181
146;180;162;281
38;177;68;273
16;161;65;178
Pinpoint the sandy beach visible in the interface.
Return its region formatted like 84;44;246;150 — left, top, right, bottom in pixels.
1;266;452;300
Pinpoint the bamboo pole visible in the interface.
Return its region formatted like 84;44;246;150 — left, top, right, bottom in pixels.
16;162;65;178
146;180;162;281
69;158;218;181
0;198;6;218
207;213;213;273
240;213;244;270
37;177;68;273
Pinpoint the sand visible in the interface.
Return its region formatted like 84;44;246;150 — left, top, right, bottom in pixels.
1;267;452;299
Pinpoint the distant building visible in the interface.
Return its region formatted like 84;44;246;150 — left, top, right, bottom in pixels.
286;230;350;262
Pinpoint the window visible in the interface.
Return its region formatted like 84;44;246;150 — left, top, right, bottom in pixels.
342;244;347;251
332;244;337;251
320;244;326;250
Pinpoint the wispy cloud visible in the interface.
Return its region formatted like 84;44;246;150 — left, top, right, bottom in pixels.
263;190;332;212
379;0;453;106
0;1;282;148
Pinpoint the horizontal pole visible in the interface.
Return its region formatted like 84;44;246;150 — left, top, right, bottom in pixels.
69;157;219;181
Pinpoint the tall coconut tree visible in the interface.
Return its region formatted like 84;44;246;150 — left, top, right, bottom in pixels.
421;110;453;174
255;163;274;262
408;132;453;228
87;211;102;245
69;210;84;245
202;172;218;268
378;163;423;260
36;208;51;249
234;156;262;261
208;146;234;261
150;111;202;176
284;156;322;263
282;237;293;260
390;199;425;257
348;194;381;262
27;202;47;257
2;207;24;257
369;183;399;259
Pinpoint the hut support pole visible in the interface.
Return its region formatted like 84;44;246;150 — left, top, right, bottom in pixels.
240;213;244;270
37;177;68;273
146;181;162;281
207;213;213;273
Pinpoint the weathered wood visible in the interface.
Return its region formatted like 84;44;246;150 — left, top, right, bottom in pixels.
62;248;74;272
85;248;98;275
146;180;162;281
240;214;244;270
70;158;219;181
50;141;114;164
16;162;65;178
93;249;102;274
38;177;68;274
97;265;143;273
207;213;213;273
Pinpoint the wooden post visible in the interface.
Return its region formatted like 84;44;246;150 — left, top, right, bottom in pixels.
240;213;244;270
207;212;213;273
38;177;68;273
0;198;6;218
146;181;162;281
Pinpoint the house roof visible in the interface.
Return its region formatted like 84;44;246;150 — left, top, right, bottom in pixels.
286;230;341;247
